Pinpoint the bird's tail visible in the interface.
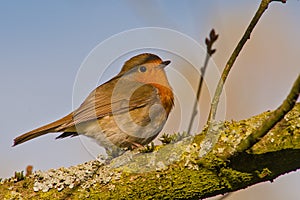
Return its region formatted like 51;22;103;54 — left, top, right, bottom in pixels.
13;114;73;146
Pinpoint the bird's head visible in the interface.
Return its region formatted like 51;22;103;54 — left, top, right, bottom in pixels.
118;53;171;88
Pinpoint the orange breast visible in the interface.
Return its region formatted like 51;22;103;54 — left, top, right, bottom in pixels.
151;83;174;115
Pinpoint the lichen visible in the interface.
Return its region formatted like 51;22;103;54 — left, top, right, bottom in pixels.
32;159;121;192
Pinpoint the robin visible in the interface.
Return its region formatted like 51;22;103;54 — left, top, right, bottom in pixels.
13;53;174;155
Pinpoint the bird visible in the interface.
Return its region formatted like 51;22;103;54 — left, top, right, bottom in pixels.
13;53;174;155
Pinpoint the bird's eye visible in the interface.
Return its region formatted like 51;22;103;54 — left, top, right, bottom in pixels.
139;66;147;73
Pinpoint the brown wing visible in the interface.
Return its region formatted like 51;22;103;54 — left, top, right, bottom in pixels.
58;77;158;130
13;77;158;146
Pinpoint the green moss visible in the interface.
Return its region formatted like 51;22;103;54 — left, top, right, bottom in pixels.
255;168;272;179
251;103;300;153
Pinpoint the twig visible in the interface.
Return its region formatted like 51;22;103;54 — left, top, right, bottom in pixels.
200;0;275;158
187;29;218;135
236;74;300;153
207;0;285;124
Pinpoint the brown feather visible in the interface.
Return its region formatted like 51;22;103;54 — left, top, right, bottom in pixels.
59;78;158;129
13;114;73;146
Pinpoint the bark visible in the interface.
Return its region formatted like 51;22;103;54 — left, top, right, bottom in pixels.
1;103;299;200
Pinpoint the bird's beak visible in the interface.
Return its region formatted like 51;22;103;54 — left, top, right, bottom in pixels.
160;60;171;68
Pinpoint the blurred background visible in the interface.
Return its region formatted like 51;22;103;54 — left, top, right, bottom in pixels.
0;1;299;199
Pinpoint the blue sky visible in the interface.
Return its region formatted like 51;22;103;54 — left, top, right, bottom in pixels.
1;1;300;199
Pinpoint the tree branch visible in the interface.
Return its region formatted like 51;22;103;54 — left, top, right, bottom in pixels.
236;74;300;153
1;102;299;199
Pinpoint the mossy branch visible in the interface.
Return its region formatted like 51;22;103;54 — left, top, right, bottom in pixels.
236;74;300;153
1;103;300;199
